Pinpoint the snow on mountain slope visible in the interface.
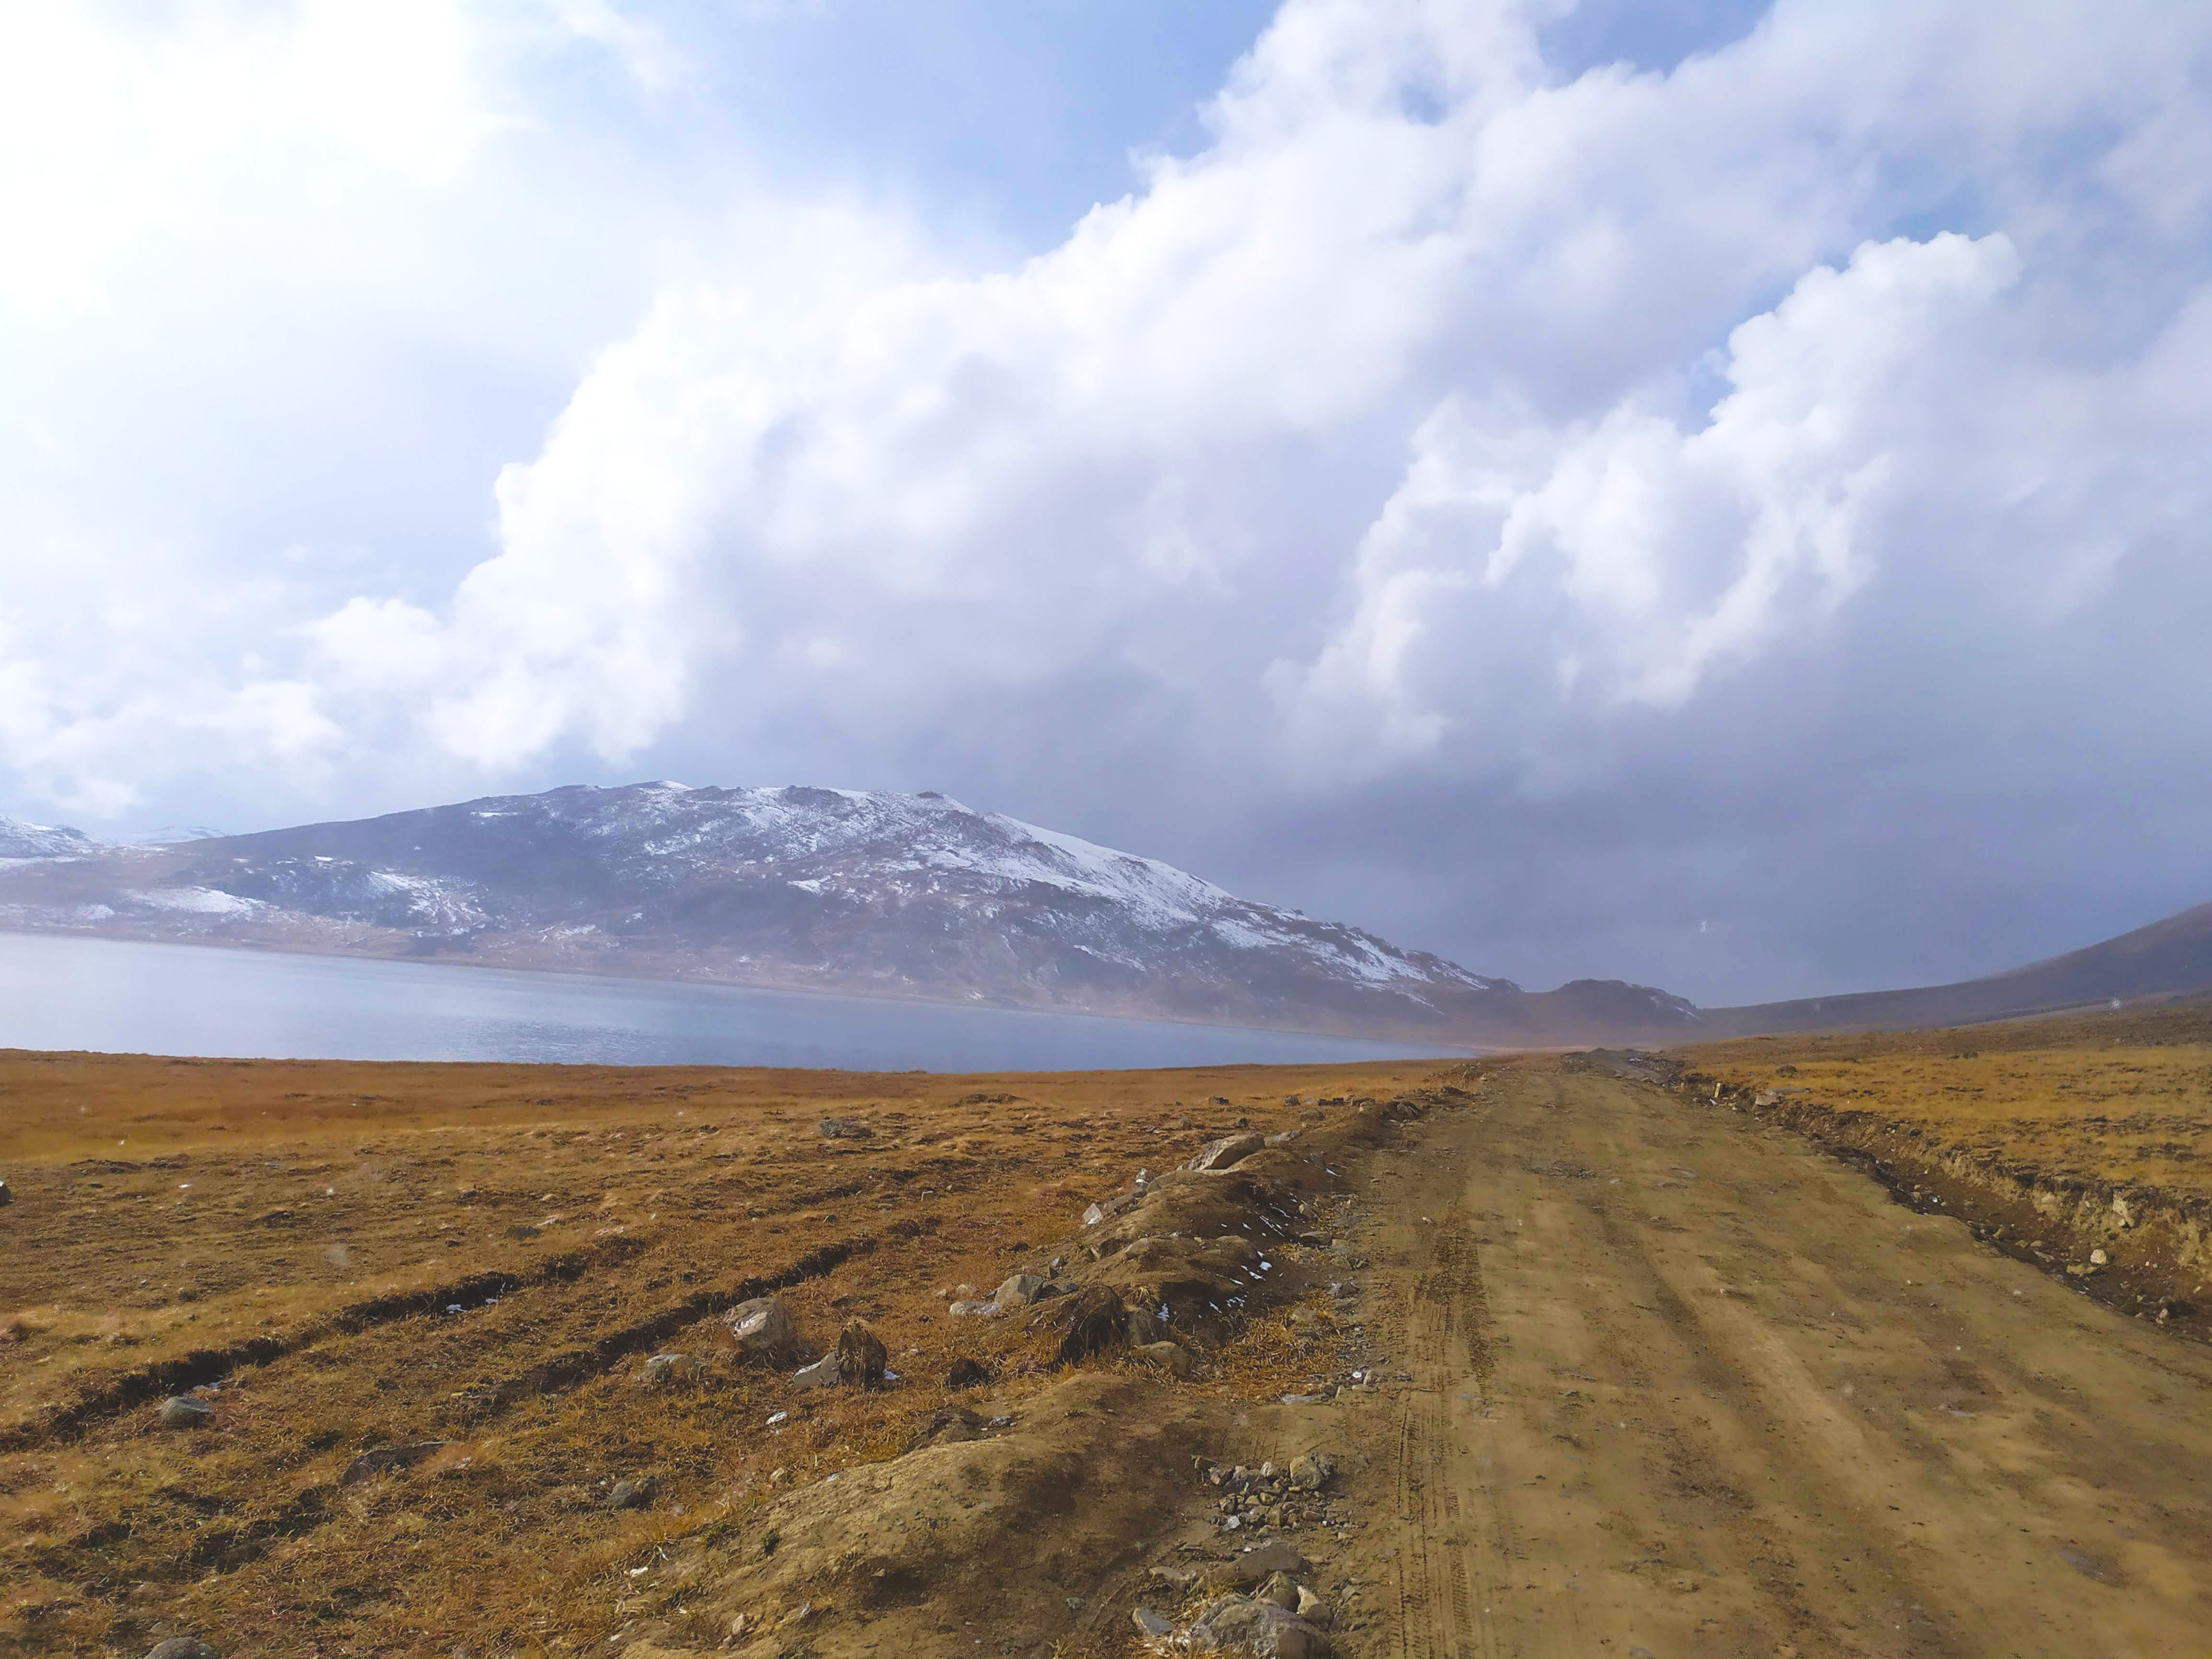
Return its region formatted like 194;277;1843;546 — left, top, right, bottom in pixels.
0;816;100;861
0;784;1704;1043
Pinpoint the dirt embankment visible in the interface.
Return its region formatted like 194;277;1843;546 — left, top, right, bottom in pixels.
1644;1006;2212;1337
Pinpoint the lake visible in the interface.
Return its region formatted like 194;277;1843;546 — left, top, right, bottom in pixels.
0;930;1455;1071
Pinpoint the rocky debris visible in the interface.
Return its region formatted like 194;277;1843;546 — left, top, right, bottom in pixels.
1133;1606;1175;1637
993;1272;1048;1309
946;1356;992;1389
1188;1133;1266;1173
1185;1592;1332;1656
727;1296;799;1364
605;1476;656;1511
835;1319;889;1388
642;1352;707;1386
817;1117;874;1139
143;1639;219;1659
156;1396;213;1430
1036;1283;1130;1366
340;1441;447;1485
1132;1341;1196;1379
1204;1458;1341;1534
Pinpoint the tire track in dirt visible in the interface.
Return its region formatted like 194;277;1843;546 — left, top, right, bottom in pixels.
1334;1061;2212;1659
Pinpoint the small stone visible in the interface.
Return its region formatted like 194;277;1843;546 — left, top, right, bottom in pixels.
1256;1572;1301;1611
789;1353;842;1389
2089;1249;2109;1266
1132;1607;1175;1638
1288;1452;1333;1491
1150;1565;1196;1588
157;1396;213;1429
605;1477;655;1511
727;1297;798;1364
817;1117;873;1139
1295;1587;1328;1625
947;1299;1001;1318
994;1273;1048;1309
144;1640;219;1659
1083;1192;1138;1227
641;1352;705;1386
1186;1133;1266;1173
1281;1390;1335;1407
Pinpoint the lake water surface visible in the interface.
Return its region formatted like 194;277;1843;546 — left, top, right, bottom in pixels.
0;931;1453;1071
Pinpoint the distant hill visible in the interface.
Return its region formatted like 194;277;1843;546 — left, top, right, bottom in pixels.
1704;900;2212;1036
0;784;1700;1047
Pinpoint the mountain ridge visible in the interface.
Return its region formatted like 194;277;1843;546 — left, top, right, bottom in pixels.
0;785;1700;1045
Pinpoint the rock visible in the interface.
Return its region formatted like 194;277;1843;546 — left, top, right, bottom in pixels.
1198;1541;1308;1591
1295;1587;1329;1625
1045;1284;1130;1366
1265;1131;1300;1147
1083;1191;1138;1227
605;1477;655;1511
1186;1593;1331;1657
1187;1133;1266;1173
947;1299;1002;1318
340;1441;446;1485
1133;1341;1196;1379
1150;1565;1197;1588
835;1319;888;1387
817;1117;874;1139
144;1640;219;1659
641;1352;706;1386
2090;1248;2109;1266
1281;1391;1334;1407
789;1353;842;1389
1256;1572;1302;1611
1288;1452;1333;1491
727;1297;798;1363
157;1396;213;1429
1132;1607;1175;1638
994;1273;1047;1309
0;1177;11;1206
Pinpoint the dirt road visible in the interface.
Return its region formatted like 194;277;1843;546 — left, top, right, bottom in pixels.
1329;1062;2212;1659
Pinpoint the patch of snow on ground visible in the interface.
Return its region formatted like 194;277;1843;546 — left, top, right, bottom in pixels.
127;887;264;916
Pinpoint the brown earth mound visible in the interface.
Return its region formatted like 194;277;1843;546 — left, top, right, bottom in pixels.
616;1372;1215;1658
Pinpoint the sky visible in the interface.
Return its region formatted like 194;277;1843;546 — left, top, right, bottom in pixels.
3;0;2209;1008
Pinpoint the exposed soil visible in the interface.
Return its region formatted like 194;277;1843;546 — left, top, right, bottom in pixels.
8;1026;2211;1659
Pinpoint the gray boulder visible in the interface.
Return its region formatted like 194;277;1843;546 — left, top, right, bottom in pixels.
144;1640;219;1659
727;1297;798;1363
605;1477;655;1510
993;1273;1047;1309
1187;1134;1265;1172
1186;1594;1331;1657
789;1353;841;1389
1131;1607;1175;1637
156;1396;213;1429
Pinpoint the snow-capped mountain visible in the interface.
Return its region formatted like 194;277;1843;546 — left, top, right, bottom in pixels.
0;815;100;861
0;783;1705;1043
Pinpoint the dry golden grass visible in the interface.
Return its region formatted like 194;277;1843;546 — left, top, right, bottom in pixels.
0;1048;1441;1658
1676;999;2212;1195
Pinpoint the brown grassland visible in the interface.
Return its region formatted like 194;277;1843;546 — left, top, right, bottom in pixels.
1677;998;2212;1199
0;1049;1443;1658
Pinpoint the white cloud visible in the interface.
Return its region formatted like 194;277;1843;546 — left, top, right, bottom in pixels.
2;0;2210;1004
